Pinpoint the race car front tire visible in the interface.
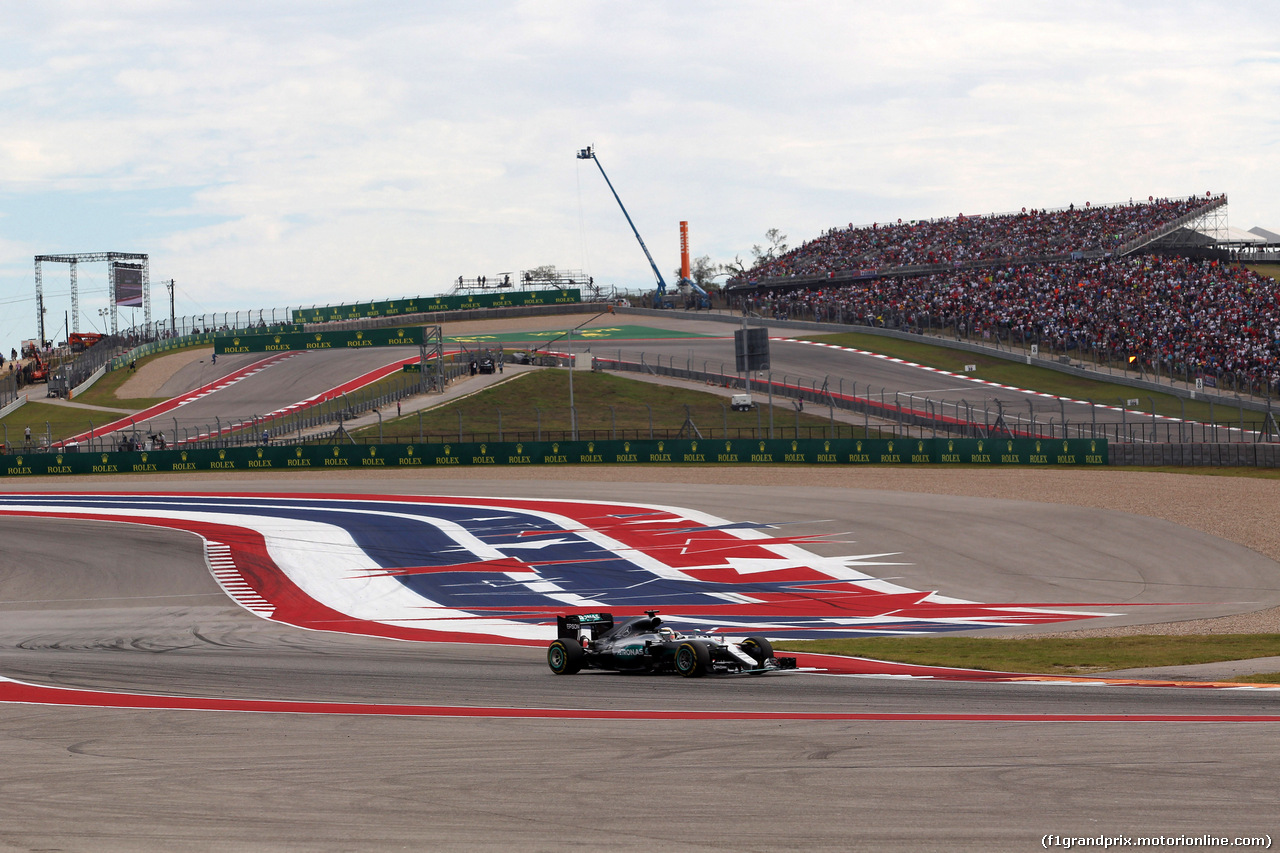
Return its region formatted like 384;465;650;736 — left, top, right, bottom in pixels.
741;636;774;668
674;641;711;677
548;638;584;675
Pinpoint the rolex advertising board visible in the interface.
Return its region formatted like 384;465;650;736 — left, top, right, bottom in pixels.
213;326;426;354
291;290;581;324
1;438;1107;479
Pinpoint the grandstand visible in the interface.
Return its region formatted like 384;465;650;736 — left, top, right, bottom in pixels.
727;194;1280;398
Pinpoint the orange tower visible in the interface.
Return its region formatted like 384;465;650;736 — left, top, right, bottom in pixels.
680;221;690;281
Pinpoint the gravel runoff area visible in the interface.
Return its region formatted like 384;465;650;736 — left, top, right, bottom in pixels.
115;345;213;398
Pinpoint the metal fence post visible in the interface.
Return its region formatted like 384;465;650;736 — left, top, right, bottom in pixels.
768;372;774;439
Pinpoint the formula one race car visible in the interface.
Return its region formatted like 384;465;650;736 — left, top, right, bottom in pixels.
546;611;797;677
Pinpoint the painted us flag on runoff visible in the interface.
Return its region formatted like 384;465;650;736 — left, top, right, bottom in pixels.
0;492;1115;643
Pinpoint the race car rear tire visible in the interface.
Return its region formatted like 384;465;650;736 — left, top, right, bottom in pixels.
741;636;774;667
674;641;711;678
548;638;584;675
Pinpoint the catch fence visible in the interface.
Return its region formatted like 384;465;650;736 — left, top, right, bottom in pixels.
595;351;1280;445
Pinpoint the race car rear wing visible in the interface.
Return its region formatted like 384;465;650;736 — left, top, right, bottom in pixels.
557;612;614;639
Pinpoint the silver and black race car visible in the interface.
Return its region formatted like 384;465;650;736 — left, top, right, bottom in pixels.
546;610;797;677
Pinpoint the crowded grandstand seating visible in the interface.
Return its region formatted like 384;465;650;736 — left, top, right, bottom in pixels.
737;254;1280;397
729;193;1280;393
743;195;1218;279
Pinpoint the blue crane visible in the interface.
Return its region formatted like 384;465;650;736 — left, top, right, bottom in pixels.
577;146;669;298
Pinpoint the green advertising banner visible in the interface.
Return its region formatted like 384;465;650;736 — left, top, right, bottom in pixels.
213;326;426;355
291;289;581;324
0;437;1108;478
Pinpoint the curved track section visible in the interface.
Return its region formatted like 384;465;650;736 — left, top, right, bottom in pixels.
6;313;1280;849
4;479;1280;850
4;482;1280;716
618;327;1239;438
0;491;1124;647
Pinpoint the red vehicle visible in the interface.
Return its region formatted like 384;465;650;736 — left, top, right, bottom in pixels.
68;332;104;353
26;352;49;383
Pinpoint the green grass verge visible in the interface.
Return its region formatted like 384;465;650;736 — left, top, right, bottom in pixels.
350;369;871;442
1;345;203;443
1242;262;1280;283
773;635;1280;677
0;400;140;447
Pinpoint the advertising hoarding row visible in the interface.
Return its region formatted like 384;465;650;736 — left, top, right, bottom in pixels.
292;289;582;324
2;437;1107;478
213;326;426;355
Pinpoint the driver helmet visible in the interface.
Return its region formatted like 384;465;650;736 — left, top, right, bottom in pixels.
657;626;676;641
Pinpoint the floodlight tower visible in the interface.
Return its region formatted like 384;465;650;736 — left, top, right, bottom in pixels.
577;145;668;296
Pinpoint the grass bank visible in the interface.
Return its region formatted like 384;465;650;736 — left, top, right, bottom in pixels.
774;635;1280;681
350;369;859;442
1;344;197;444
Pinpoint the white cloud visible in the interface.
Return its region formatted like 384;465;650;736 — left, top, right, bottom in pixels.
1;0;1278;346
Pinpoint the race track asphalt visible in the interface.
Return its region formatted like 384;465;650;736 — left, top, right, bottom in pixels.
3;313;1279;851
3;476;1279;852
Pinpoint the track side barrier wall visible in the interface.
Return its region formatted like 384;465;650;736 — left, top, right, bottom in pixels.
1108;443;1280;467
0;437;1107;477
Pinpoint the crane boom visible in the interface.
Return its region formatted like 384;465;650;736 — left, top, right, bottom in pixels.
577;146;668;295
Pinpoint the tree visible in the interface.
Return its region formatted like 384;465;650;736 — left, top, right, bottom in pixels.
751;228;788;264
526;264;560;283
673;255;722;291
721;254;749;278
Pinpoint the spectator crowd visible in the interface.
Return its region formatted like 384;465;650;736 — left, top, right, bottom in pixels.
740;255;1280;395
743;195;1218;279
731;192;1280;393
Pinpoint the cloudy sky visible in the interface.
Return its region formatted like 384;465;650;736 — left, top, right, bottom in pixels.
2;1;1277;346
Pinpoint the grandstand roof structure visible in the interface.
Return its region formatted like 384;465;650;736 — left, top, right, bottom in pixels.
1154;224;1272;248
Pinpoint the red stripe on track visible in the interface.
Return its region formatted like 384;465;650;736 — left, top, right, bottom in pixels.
55;352;300;447
0;507;505;645
1;676;1277;721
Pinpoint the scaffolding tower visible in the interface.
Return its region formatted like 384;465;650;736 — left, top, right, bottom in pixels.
33;252;149;343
